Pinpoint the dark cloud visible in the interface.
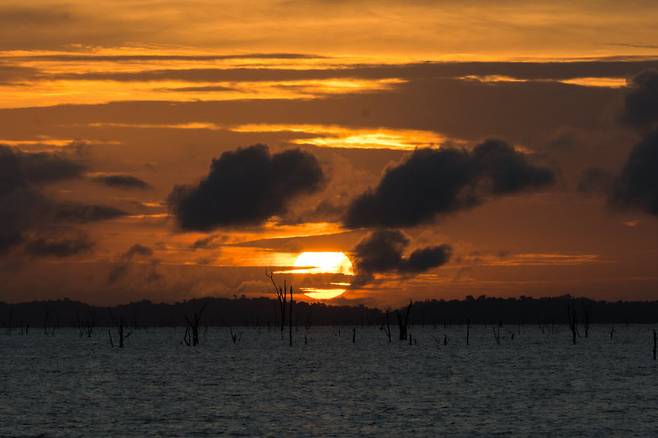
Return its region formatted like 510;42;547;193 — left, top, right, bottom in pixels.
191;234;225;250
344;140;555;228
0;145;125;254
622;69;658;129
0;145;85;186
277;198;347;225
24;233;94;258
48;60;658;84
611;129;658;215
50;202;126;223
124;244;153;258
91;174;151;189
577;167;615;195
168;144;324;230
157;85;237;93
16;53;321;62
0;64;40;84
108;244;158;285
352;229;451;285
0;7;72;25
607;69;658;216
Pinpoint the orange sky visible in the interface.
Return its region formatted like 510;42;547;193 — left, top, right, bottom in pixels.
1;1;658;306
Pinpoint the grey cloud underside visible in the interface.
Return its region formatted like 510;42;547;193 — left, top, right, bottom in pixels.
168;144;324;230
0;146;126;255
11;53;322;62
611;129;658;215
577;167;615;195
91;174;151;189
0;65;41;84
0;146;85;186
42;60;658;83
352;229;452;286
344;140;555;228
606;70;658;216
108;244;159;285
622;69;658;129
191;234;225;250
24;233;94;257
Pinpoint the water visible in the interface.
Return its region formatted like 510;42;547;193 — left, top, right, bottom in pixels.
1;325;657;437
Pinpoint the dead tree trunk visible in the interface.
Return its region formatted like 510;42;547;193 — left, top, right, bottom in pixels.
108;315;132;348
384;310;392;343
85;310;96;338
493;325;501;345
267;271;294;346
288;284;294;347
118;318;126;348
396;301;412;341
183;302;207;347
582;303;591;338
267;271;288;340
230;328;242;344
567;301;578;345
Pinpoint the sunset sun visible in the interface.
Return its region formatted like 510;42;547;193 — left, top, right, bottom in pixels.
291;252;353;299
293;251;354;275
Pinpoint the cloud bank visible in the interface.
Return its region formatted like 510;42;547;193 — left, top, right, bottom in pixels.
605;70;658;216
344;139;555;228
168;144;324;230
0;145;125;255
91;174;151;190
352;229;452;286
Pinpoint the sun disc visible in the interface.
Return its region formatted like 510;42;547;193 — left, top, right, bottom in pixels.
292;252;354;275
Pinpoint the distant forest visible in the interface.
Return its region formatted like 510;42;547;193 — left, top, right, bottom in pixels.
1;295;658;330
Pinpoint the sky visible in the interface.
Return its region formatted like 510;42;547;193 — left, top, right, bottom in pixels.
1;0;658;306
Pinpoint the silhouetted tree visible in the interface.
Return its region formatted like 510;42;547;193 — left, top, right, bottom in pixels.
397;301;412;341
183;302;207;347
230;327;242;344
42;305;57;336
582;302;592;338
288;283;294;347
267;271;294;346
383;310;392;343
267;271;288;339
567;300;579;345
108;313;131;348
493;322;502;345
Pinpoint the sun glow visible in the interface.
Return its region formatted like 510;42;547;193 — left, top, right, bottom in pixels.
233;124;446;150
289;252;354;300
301;288;347;300
292;252;354;275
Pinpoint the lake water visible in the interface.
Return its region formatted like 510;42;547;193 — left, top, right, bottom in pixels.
1;325;657;437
